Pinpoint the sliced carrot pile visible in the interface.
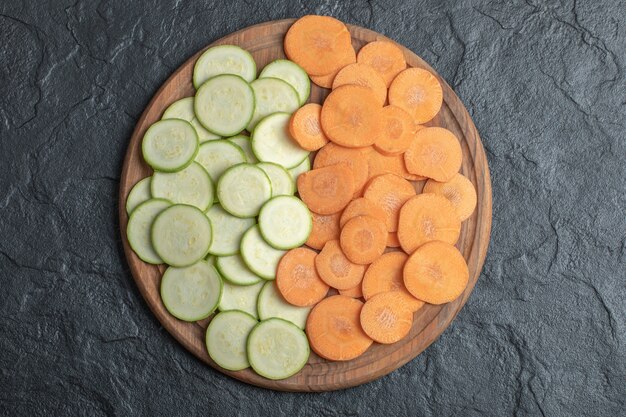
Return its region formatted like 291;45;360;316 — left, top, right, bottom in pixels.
284;15;355;76
313;143;370;198
386;232;401;248
320;85;383;148
397;193;461;254
388;67;443;124
363;173;416;232
276;248;329;307
360;291;413;344
361;252;424;312
403;241;469;304
367;148;425;181
297;163;355;214
356;40;407;87
331;63;387;106
373;105;415;155
339;215;387;265
339;283;363;298
339;197;387;228
306;295;373;361
289;104;329;151
305;211;342;250
423;173;477;221
315;240;366;290
404;127;462;182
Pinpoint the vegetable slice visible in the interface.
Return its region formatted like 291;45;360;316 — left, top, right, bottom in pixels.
305;211;341;250
360;292;413;344
216;254;263;286
388;67;443;124
363;173;416;232
403;241;469;304
126;177;151;215
257;162;295;197
403;127;462;182
276;247;329;307
247;318;310;380
259;59;311;105
194;140;246;183
306;295;372;361
142;119;198;172
160;260;222;321
331;62;387;106
247;78;300;132
217;164;272;218
206;205;255;256
127;198;171;264
151;204;213;267
257;281;311;329
240;225;286;280
161;96;221;142
296;163;355;215
228;134;258;163
356;41;407;87
195;74;255;136
339;215;387;265
423;173;477;221
218;280;264;318
206;310;257;371
288;103;329;151
258;196;311;250
251;112;309;169
315;240;366;290
151;162;214;211
193;45;257;88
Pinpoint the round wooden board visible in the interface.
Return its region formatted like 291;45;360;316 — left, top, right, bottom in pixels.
119;19;492;392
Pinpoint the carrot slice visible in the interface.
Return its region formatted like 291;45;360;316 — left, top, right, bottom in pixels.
339;198;387;228
297;163;355;214
339;282;363;298
403;241;469;304
397;193;461;254
339;215;387;265
360;291;413;344
320;85;383;148
315;240;366;290
423;173;477;221
373;105;415;155
361;252;424;312
356;41;407;87
288;104;329;151
310;64;345;88
403;127;462;182
331;63;387;106
276;247;329;307
363;173;416;232
388;68;443;124
306;295;373;361
367;148;421;181
313;143;371;197
386;232;401;248
305;211;342;250
284;15;354;76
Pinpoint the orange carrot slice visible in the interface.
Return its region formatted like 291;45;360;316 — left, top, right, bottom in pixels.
313;143;370;198
388;68;443;124
386;232;401;248
289;104;329;151
363;173;416;232
356;41;407;87
305;211;342;250
404;127;462;182
367;148;420;181
360;291;413;344
423;173;477;221
339;215;387;265
320;85;383;148
361;252;424;311
339;197;387;228
331;63;387;106
310;64;345;88
339;282;363;298
306;295;373;361
315;240;366;290
284;15;354;76
403;241;469;304
297;163;355;214
373;105;415;155
276;247;329;307
397;193;461;254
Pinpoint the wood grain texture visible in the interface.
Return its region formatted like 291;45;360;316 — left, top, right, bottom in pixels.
119;19;492;392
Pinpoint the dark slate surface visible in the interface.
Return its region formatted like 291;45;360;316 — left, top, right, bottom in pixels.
1;0;624;415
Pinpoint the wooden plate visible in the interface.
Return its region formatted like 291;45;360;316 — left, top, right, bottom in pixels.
119;19;492;392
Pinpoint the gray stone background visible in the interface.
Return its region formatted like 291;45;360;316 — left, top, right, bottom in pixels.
1;0;624;415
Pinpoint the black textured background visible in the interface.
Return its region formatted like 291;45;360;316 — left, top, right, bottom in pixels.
1;0;625;415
